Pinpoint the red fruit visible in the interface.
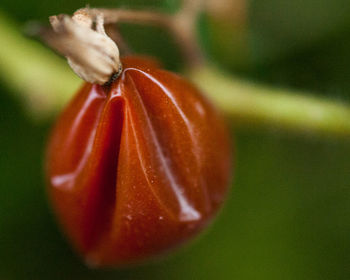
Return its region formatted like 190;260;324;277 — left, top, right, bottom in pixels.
46;56;232;267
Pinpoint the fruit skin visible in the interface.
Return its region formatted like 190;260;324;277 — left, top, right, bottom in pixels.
46;56;232;267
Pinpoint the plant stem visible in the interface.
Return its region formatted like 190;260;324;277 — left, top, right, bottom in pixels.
0;10;80;120
2;10;350;138
189;65;350;137
91;5;204;67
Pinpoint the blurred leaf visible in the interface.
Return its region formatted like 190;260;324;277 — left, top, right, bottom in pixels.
247;29;350;101
250;0;350;64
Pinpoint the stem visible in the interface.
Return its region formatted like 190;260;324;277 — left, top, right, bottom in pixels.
97;9;171;26
91;5;205;67
2;9;350;138
189;65;350;137
0;10;80;120
43;5;204;84
170;0;205;67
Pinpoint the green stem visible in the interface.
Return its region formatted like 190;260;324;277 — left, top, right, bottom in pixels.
1;10;350;138
0;10;80;120
189;66;350;137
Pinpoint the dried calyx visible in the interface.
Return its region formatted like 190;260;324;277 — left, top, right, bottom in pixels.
48;8;122;85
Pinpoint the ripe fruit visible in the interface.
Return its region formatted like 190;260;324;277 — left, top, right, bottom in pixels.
46;56;231;267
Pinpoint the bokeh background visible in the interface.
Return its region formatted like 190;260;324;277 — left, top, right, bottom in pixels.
1;0;350;279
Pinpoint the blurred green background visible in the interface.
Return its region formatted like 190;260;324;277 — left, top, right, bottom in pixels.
1;0;350;279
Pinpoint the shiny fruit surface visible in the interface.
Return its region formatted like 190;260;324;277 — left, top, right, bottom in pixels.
46;56;232;267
